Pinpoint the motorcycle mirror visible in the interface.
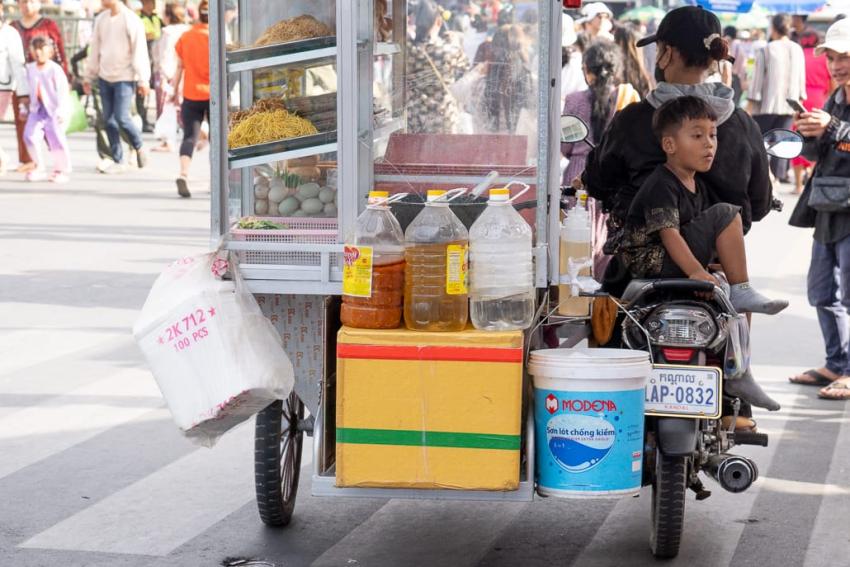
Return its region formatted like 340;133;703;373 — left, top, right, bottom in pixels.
561;114;590;144
763;128;804;159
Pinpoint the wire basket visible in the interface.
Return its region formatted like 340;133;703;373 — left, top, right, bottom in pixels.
230;217;339;267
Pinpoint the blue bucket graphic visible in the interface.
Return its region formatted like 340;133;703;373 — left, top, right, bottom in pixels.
529;349;650;498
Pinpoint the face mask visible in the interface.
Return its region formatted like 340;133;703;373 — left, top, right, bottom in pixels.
654;45;669;83
599;17;613;35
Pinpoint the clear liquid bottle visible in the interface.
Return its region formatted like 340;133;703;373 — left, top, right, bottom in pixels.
558;197;592;317
469;188;534;331
404;190;469;331
341;191;405;329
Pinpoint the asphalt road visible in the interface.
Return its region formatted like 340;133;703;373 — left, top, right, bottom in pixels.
1;127;849;567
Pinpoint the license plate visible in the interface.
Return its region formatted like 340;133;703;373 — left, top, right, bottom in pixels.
645;365;722;419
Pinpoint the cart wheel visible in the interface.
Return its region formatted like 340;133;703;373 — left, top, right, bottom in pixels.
255;392;304;527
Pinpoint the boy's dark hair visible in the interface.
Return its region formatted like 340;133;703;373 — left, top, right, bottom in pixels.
652;96;718;141
29;36;50;50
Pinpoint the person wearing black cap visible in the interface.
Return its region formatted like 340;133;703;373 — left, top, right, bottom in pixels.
583;6;778;415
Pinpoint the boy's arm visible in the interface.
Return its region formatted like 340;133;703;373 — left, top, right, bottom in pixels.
659;228;718;284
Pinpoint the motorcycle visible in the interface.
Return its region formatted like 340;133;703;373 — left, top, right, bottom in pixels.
560;115;803;558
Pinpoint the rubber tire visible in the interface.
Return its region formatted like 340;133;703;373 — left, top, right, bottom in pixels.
650;450;688;558
254;393;304;527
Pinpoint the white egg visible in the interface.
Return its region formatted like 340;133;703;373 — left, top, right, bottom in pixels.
300;198;324;215
292;209;308;217
278;196;300;216
296;182;321;199
323;203;337;216
254;184;270;199
268;185;287;203
254;199;269;215
318;187;336;203
253;175;270;188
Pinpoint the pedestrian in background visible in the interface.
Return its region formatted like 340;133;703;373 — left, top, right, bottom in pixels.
789;17;850;401
0;5;28;175
83;0;150;173
11;0;68;174
560;13;587;109
172;0;209;198
578;2;613;42
790;30;832;194
613;23;653;97
747;13;806;182
22;36;70;183
138;0;162;132
153;2;189;153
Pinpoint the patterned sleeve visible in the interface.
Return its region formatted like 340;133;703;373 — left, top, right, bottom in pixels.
645;207;680;234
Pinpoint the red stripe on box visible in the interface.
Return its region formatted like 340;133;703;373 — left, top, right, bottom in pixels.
337;343;523;363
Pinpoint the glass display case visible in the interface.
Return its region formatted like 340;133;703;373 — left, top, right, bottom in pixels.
210;0;563;295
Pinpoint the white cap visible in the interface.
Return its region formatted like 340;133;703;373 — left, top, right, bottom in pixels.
489;187;510;202
562;14;577;47
578;2;612;24
816;18;850;56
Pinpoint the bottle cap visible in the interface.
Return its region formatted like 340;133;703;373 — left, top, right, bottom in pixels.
489;188;510;202
368;190;390;205
426;189;447;202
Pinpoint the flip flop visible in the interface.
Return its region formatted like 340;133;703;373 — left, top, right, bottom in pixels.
789;369;837;386
818;379;850;400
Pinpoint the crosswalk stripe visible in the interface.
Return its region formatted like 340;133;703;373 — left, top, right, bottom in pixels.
0;368;163;481
311;498;527;567
803;401;850;567
20;419;304;557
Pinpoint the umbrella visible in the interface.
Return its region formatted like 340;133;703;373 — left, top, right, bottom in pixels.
618;5;666;22
717;4;770;28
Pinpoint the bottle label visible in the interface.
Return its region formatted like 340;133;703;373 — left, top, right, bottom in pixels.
446;244;468;295
342;245;373;298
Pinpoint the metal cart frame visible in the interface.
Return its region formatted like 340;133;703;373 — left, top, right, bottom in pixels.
209;0;567;524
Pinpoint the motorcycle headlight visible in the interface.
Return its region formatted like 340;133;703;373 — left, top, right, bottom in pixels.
643;306;717;347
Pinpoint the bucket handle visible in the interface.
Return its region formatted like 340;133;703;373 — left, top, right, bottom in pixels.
371;192;409;206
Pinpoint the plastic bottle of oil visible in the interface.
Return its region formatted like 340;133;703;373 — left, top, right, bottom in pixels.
558;195;592;317
469;187;534;330
341;191;405;329
404;190;469;331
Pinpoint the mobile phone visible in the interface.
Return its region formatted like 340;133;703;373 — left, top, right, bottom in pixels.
787;98;806;113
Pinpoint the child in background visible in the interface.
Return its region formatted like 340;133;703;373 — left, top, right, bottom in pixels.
619;96;788;316
23;36;71;183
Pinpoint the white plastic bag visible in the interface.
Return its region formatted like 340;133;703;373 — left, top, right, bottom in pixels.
133;249;294;446
154;102;179;147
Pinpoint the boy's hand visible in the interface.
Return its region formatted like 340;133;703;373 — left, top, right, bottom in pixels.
796;109;831;138
688;269;720;299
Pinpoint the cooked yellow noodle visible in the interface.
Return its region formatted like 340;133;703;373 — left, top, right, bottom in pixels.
228;109;318;149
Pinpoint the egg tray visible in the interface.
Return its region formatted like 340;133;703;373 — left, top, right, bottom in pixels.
230;217;339;266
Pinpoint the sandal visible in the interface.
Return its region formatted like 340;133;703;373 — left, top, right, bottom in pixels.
789;368;838;386
720;416;757;432
818;378;850;400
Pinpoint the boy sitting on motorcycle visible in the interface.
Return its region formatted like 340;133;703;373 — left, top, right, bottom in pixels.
618;96;788;316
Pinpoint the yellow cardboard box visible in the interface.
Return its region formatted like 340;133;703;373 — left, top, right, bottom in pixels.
336;326;523;490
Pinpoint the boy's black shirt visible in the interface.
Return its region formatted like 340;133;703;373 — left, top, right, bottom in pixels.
620;165;710;277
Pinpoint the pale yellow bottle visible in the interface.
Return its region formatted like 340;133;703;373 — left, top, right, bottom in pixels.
558;199;591;317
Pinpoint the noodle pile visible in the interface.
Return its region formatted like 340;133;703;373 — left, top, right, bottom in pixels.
254;15;333;47
228;109;318;149
230;98;286;128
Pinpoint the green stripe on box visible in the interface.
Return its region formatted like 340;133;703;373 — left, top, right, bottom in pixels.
337;428;520;450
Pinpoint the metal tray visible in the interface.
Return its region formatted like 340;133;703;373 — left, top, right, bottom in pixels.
226;36;336;66
228;130;338;161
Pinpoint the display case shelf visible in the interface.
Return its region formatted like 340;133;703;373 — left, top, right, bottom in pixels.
228;131;338;169
226;36;337;73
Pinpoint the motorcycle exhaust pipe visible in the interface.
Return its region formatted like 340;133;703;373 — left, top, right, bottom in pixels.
704;454;759;493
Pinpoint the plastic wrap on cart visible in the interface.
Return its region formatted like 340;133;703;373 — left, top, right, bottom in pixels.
134;252;295;447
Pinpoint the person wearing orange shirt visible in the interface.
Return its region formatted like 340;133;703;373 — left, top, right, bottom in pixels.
171;0;209;198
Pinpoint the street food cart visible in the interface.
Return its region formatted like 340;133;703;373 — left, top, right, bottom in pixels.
209;0;576;526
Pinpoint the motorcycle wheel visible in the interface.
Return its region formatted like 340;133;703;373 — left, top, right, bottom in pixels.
650;449;688;558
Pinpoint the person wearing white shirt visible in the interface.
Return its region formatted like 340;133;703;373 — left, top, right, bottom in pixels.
0;6;29;175
83;0;150;172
